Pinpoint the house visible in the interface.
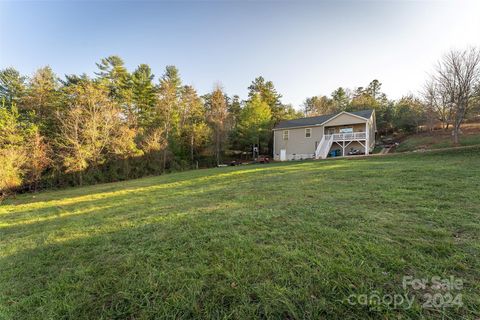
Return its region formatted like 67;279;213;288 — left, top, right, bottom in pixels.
273;109;376;161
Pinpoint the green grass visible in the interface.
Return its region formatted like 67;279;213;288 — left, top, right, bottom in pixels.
1;149;480;319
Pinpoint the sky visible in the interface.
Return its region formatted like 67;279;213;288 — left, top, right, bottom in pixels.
1;0;479;108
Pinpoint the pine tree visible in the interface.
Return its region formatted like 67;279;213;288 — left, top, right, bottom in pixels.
132;64;157;128
0;68;26;106
156;66;182;170
247;76;283;123
95;56;135;126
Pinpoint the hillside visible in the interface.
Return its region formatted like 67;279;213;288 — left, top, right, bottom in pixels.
1;149;479;319
395;123;480;152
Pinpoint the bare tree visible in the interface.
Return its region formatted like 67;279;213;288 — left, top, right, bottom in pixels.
423;80;453;130
431;48;480;144
56;82;122;185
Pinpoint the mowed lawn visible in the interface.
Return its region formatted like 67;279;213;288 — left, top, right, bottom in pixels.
1;149;479;319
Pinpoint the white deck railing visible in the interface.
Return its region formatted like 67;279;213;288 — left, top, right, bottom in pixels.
315;134;333;159
315;132;367;159
325;132;366;141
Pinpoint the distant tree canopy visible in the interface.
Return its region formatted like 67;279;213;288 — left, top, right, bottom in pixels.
0;59;303;194
301;71;480;136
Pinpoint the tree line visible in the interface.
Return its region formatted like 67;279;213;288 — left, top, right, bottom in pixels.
1;48;479;195
0;57;301;194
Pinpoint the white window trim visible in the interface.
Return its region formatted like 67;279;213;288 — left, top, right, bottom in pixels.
305;128;312;138
283;130;289;140
339;127;353;133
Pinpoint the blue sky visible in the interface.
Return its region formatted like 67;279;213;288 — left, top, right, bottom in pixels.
1;1;479;107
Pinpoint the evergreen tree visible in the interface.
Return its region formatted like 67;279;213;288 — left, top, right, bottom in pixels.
394;96;424;133
228;95;242;127
132;64;157;128
247;76;283;123
156;65;182;170
0;68;26;105
95;56;135;126
237;94;272;154
331;87;350;111
22;66;61;135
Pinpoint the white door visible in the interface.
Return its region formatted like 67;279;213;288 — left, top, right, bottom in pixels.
280;149;286;161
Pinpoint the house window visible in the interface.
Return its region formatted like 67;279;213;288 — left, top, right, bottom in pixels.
305;128;311;138
339;127;353;133
283;130;289;140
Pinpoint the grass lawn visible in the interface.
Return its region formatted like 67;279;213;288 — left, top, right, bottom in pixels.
1;148;479;319
395;123;480;152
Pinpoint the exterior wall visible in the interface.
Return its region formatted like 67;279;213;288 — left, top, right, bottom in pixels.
273;125;323;160
324;123;365;134
322;113;366;126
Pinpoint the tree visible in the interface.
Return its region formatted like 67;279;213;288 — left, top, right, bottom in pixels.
24;132;50;191
0;68;26;105
22;66;61;135
303;95;336;116
179;85;210;164
365;79;384;100
393;96;424;133
351;80;392;134
132;64;157;128
205;85;229;166
430;48;480;144
56;82;135;185
281;104;304;120
156;65;182;170
228;95;242;127
95;56;130;98
423;80;453;130
331;87;350;111
96;56;135;126
237;94;272;154
0;100;47;193
247;76;284;123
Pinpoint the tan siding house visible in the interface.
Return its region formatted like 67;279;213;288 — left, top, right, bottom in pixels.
273;110;376;161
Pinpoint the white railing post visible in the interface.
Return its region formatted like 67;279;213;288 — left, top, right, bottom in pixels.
320;134;333;159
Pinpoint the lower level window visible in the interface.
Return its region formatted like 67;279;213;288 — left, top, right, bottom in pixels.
283;130;289;140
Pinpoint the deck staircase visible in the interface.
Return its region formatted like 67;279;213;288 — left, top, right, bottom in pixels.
315;134;333;159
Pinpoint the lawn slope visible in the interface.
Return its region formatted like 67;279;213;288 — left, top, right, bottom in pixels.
395;123;480;152
1;149;479;319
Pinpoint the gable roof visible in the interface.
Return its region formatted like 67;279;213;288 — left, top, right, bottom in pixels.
273;109;374;130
